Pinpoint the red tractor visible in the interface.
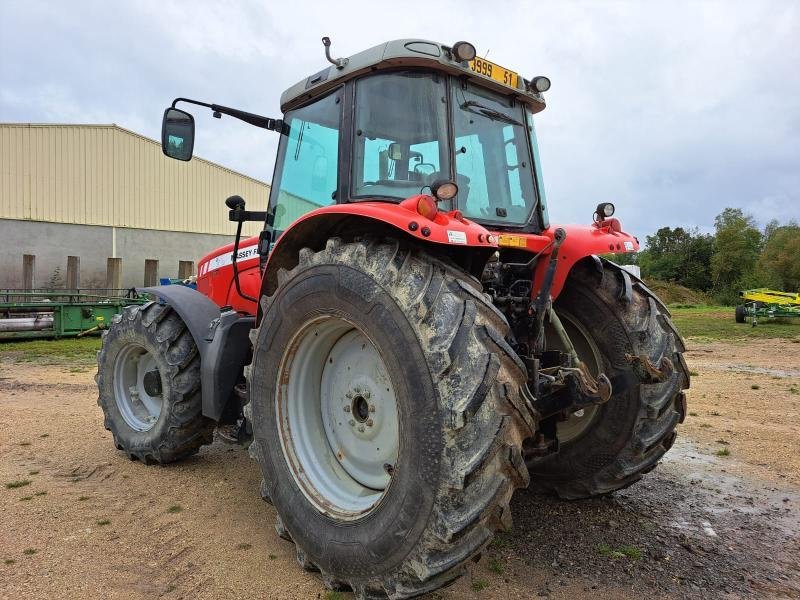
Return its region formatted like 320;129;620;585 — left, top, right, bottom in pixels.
96;38;688;599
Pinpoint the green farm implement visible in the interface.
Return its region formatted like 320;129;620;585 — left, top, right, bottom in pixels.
735;288;800;325
0;289;147;340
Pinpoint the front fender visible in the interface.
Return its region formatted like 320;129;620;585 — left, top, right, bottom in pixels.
140;285;252;421
260;200;498;300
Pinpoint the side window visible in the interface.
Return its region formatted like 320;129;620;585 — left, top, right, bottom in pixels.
454;134;490;217
271;91;340;231
504;125;525;208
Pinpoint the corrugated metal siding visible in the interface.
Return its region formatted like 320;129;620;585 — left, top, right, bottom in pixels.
0;124;268;236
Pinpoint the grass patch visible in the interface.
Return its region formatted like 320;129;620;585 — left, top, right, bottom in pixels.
19;496;33;501
268;554;277;560
670;305;800;341
471;579;489;591
236;543;252;551
689;411;698;417
167;504;183;514
34;490;47;496
40;433;49;438
699;423;712;428
6;479;31;489
488;533;511;550
23;548;36;555
488;557;505;574
96;519;111;526
597;543;642;559
4;559;14;565
751;384;760;390
716;447;731;457
689;370;699;377
324;592;344;600
0;337;102;364
77;495;89;501
28;470;39;475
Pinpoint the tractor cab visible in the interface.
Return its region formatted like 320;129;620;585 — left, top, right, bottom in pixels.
269;38;551;236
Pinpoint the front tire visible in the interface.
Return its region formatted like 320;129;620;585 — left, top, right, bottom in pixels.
96;302;215;464
248;238;531;599
527;259;689;499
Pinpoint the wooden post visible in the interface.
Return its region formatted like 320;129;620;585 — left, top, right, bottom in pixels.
178;260;194;280
22;254;35;290
144;259;159;287
106;258;122;290
66;256;80;290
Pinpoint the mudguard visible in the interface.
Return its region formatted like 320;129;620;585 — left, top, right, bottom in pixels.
140;285;253;421
260;198;499;299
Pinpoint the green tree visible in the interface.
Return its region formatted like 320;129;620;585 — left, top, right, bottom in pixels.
757;222;800;292
710;208;762;302
637;227;714;291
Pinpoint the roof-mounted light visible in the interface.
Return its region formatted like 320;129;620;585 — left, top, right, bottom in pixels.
451;41;476;63
594;202;615;221
529;76;551;93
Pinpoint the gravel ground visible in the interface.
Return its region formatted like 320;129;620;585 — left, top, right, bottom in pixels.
0;338;798;599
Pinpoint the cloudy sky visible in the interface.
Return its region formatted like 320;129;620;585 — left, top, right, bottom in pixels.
1;0;798;240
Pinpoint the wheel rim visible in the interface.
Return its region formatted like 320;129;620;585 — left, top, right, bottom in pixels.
276;316;399;520
113;344;163;432
545;310;603;444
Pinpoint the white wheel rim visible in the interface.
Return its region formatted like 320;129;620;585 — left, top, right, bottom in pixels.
546;311;603;444
276;316;399;519
113;344;163;431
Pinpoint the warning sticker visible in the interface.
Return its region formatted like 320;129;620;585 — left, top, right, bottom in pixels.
447;230;468;244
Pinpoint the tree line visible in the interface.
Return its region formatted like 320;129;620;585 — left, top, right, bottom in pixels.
611;208;800;304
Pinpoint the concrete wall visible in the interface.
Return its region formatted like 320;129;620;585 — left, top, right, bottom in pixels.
0;218;236;289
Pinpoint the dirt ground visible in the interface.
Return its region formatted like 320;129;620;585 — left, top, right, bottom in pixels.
1;337;799;599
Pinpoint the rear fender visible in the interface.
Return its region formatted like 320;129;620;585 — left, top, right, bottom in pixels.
259;200;498;305
140;285;252;421
497;222;639;301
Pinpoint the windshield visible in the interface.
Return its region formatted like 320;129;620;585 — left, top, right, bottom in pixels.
352;71;449;200
452;82;538;226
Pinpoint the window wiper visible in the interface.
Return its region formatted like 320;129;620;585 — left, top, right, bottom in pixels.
460;100;523;126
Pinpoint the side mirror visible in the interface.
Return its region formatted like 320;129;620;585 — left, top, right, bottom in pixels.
161;108;195;161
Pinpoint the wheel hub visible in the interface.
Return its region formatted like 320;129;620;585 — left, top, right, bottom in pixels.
112;345;163;432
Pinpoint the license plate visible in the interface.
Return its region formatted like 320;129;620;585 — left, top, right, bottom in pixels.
469;57;519;89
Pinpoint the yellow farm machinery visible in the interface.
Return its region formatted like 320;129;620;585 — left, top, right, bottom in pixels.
736;288;800;325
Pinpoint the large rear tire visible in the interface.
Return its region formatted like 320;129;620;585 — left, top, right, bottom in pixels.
527;259;689;499
247;238;531;599
96;302;215;464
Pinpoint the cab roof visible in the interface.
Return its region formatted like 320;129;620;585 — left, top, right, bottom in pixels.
280;39;547;114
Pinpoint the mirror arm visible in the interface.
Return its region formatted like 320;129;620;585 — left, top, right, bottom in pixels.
170;97;287;134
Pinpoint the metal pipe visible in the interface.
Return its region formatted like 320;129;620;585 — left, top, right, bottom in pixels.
0;315;54;332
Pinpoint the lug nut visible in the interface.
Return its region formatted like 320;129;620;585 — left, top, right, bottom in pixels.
344;405;351;412
364;390;371;399
366;419;374;427
358;425;365;432
348;419;355;426
346;392;352;399
354;387;361;393
369;404;376;413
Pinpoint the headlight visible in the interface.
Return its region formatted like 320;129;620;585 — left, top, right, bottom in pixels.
451;41;476;63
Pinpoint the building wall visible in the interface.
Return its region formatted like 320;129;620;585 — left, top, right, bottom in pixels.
0;218;238;288
0;123;270;290
0;123;268;237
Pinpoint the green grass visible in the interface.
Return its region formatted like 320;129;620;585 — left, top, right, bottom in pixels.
597;543;642;559
268;554;277;560
487;557;505;574
167;504;183;514
40;433;49;438
236;543;252;551
471;579;489;591
28;470;39;475
96;519;111;526
23;548;36;555
19;495;33;501
4;559;15;565
77;496;89;501
670;305;800;341
0;337;102;364
751;384;760;390
716;447;731;457
324;592;344;600
34;490;47;496
5;479;31;489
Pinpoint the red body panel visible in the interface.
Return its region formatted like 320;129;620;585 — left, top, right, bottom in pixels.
490;218;639;300
196;236;261;313
195;201;638;313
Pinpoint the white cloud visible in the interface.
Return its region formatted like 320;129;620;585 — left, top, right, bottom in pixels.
1;0;798;239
